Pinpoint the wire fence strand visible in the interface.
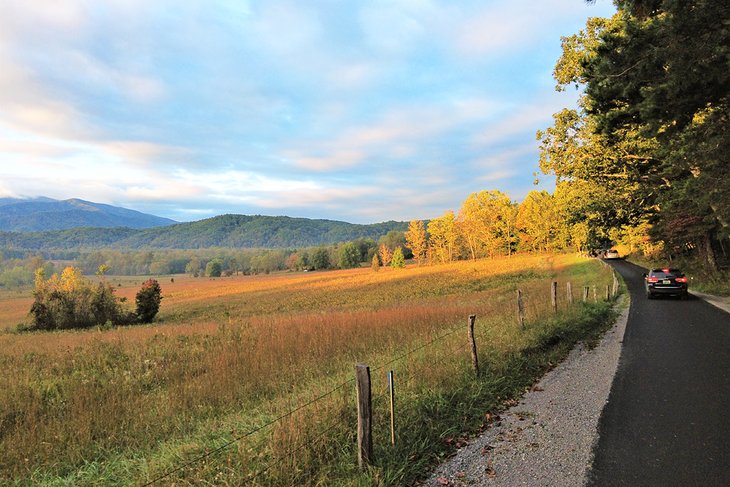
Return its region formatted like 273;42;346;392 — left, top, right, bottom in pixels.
142;279;614;484
141;378;355;486
245;409;353;484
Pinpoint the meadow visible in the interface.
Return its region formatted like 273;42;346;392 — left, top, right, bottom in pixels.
0;253;618;486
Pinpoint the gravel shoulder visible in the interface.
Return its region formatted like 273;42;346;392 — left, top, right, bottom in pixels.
423;294;630;487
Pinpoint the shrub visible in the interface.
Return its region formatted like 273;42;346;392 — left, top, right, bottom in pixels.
30;267;127;330
391;247;406;269
28;268;157;330
206;260;223;277
371;253;380;271
135;279;162;323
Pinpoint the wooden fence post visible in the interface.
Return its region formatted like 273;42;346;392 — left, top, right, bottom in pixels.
593;285;597;302
551;281;558;313
612;272;619;297
583;286;589;302
388;370;395;447
567;282;573;305
517;289;525;329
468;315;479;374
355;364;373;469
606;284;611;301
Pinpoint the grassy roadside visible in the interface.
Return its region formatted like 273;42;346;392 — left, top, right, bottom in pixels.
0;254;618;486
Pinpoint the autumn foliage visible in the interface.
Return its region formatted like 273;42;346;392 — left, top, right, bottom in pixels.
29;267;161;330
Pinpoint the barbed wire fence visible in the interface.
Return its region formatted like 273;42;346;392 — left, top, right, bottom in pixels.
142;269;620;485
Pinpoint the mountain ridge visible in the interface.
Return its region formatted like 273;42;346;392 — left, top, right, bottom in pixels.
0;197;177;231
0;213;408;251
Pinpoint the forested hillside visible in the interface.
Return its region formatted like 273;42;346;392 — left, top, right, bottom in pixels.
0;214;407;251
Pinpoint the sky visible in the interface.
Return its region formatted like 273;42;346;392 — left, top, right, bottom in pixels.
0;0;616;224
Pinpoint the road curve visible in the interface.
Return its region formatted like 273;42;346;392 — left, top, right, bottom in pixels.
588;260;730;486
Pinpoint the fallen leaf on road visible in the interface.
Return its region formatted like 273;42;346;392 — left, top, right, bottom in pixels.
485;461;496;478
437;477;450;485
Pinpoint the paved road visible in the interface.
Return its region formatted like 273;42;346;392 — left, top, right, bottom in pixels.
589;260;730;486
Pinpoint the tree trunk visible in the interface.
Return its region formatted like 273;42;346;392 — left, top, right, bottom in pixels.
701;232;719;272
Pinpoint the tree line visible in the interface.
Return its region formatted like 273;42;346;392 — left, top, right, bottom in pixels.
391;189;575;268
0;185;612;286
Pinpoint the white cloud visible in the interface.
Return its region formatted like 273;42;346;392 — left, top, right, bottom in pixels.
449;0;615;58
166;168;379;211
359;2;430;55
479;169;517;182
102;141;191;166
251;1;324;58
63;51;166;103
471;98;564;147
286;97;502;171
472;143;537;169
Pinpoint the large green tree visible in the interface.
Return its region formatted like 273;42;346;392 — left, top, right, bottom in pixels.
541;1;729;268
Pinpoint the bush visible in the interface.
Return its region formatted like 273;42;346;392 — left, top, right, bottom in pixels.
28;267;158;330
135;279;162;323
30;267;128;330
391;247;406;269
371;253;380;271
206;260;223;277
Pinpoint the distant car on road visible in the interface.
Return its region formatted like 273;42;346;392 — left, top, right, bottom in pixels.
644;268;689;299
604;249;621;259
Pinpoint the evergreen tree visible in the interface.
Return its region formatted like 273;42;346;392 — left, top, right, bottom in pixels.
135;279;162;323
391;247;405;269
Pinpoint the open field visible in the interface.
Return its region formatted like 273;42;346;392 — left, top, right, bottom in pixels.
0;253;618;485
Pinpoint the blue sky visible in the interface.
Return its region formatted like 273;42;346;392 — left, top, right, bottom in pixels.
0;0;615;223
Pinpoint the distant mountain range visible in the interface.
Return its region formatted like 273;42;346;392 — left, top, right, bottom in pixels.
0;197;176;232
0;198;408;250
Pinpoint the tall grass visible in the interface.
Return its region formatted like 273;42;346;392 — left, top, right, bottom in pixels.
0;253;617;485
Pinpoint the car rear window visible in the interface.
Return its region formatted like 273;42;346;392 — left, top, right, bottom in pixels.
651;269;683;278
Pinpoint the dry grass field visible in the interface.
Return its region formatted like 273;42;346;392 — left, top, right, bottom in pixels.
0;253;618;485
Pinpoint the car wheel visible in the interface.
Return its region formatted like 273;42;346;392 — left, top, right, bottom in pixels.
681;291;689;300
646;291;654;299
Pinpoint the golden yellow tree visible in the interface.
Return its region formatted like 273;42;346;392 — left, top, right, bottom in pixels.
516;190;560;252
378;243;393;267
405;220;427;265
59;266;83;293
457;190;513;259
428;211;459;263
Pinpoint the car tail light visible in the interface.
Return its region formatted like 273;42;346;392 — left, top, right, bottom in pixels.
675;277;687;283
647;276;658;283
662;268;670;273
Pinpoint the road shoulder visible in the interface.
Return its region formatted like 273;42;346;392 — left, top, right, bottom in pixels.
423;294;630;487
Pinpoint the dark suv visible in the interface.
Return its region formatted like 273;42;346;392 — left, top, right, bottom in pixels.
644;268;689;299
